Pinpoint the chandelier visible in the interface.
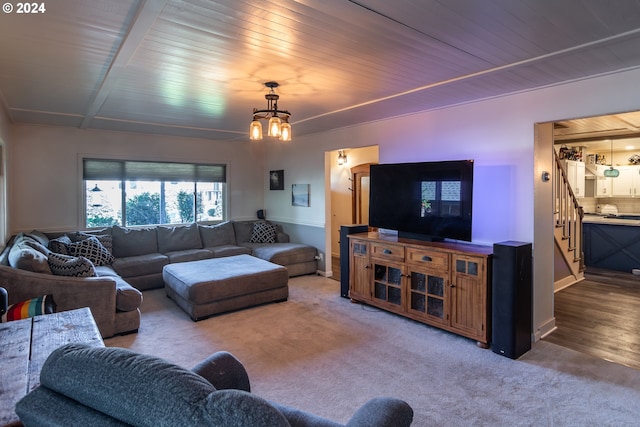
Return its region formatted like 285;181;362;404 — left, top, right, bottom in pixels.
249;81;292;142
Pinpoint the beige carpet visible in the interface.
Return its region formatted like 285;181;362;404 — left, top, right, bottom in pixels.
107;275;640;426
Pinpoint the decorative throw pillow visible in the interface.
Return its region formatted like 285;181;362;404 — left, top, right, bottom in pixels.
249;221;277;244
47;253;96;277
1;295;56;322
48;235;72;255
75;231;113;254
67;236;114;266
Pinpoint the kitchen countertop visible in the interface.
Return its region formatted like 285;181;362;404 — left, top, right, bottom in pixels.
582;213;640;226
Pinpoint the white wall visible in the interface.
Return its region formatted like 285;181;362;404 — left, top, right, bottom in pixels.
8;124;265;233
264;66;640;339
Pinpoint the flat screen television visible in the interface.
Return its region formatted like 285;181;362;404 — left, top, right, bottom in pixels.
369;160;474;242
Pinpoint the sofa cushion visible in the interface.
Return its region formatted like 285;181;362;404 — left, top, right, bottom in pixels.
249;221;277;244
93;265;119;277
112;226;158;258
165;248;214;264
8;239;52;274
92;265;143;312
67;236;114;266
199;221;236;247
111;253;169;278
1;294;56;322
47;253;96;277
206;245;252;258
113;276;143;312
248;243;318;266
232;221;254;244
157;223;202;253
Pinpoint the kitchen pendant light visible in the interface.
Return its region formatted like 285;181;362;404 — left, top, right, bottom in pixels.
249;82;292;141
604;139;620;178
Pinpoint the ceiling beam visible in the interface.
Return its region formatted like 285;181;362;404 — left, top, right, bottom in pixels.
81;0;168;129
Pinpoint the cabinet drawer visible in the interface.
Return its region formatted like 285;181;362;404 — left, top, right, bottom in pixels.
370;242;405;262
406;247;449;270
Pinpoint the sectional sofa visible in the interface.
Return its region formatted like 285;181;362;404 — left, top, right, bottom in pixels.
0;220;318;338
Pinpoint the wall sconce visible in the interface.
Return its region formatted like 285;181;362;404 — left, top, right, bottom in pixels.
337;150;347;165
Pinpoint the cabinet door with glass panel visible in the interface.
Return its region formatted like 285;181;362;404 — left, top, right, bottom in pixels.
371;261;405;311
369;242;405;312
405;247;450;326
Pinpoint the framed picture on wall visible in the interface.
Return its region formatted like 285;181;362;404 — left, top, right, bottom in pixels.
292;184;310;207
270;170;284;190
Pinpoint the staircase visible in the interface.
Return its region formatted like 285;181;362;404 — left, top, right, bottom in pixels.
553;151;585;291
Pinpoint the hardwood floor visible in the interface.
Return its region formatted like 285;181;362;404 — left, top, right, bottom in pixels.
544;268;640;370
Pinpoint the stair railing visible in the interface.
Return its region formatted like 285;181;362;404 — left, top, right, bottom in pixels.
553;151;584;272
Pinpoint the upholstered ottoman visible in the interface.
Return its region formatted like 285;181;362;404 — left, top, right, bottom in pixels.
162;255;289;321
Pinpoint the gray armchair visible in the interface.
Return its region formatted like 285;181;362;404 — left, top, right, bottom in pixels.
16;344;413;426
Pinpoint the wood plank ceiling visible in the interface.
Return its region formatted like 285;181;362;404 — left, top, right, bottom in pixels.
2;0;640;141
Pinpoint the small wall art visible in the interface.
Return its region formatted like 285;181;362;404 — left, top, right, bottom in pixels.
292;184;310;207
269;170;284;190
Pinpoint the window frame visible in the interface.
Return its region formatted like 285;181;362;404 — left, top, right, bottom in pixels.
82;157;228;229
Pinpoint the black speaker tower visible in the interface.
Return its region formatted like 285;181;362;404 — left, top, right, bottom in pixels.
491;241;532;359
339;225;369;298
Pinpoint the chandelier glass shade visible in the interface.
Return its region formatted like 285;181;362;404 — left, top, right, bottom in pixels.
250;82;292;142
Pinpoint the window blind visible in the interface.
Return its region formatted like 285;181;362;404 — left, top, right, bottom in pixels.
83;159;226;182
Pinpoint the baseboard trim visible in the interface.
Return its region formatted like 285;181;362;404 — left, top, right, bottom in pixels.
316;270;331;277
535;317;557;342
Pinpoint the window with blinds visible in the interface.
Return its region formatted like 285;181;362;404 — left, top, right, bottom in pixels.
83;159;227;228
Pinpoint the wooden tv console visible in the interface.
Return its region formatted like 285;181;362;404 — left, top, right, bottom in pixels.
348;232;492;347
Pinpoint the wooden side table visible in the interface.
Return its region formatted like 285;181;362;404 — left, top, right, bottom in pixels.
0;307;104;426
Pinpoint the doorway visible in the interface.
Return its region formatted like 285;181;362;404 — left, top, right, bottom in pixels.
327;146;379;280
542;110;640;368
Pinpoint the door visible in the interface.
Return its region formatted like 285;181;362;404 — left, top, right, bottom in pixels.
351;163;376;224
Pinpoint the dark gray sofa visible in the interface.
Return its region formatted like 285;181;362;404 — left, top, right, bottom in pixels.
0;220;317;338
16;343;413;426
